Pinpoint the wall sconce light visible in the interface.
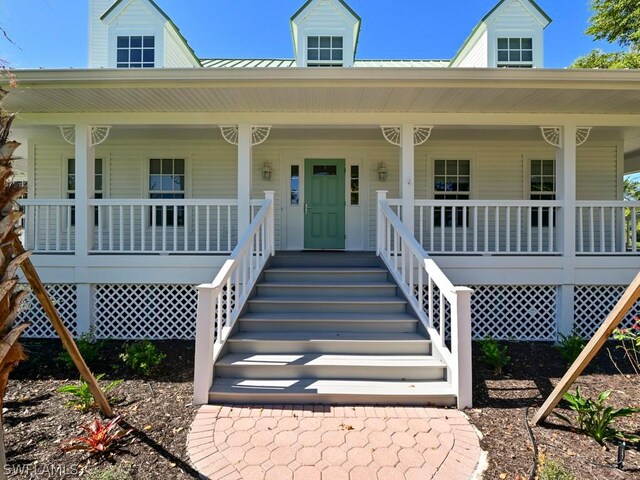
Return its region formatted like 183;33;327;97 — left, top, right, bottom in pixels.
377;162;388;182
261;161;272;181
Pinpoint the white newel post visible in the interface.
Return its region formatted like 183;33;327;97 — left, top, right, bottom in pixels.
194;285;216;405
264;191;275;255
451;286;473;409
74;124;95;335
400;124;415;235
376;191;388;255
237;124;252;236
557;125;577;336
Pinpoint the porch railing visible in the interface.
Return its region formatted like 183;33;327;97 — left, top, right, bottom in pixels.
90;199;240;254
193;192;275;404
576;201;640;254
377;192;472;408
20;200;75;253
415;200;562;254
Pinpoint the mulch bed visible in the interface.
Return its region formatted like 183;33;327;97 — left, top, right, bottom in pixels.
5;340;199;479
468;342;640;480
4;340;640;479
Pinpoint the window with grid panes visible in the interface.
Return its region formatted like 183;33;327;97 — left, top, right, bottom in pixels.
307;36;343;67
434;159;470;227
497;38;533;68
350;166;359;205
149;159;185;226
530;159;556;227
67;158;103;226
117;36;155;68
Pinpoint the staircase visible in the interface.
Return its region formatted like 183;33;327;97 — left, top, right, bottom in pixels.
208;252;456;405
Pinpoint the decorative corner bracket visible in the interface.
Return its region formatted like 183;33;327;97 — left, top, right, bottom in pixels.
220;126;272;146
381;126;433;146
59;126;111;147
540;126;592;148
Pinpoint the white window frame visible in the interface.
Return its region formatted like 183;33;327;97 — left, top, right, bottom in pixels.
306;35;344;67
496;37;533;68
147;158;188;227
116;35;156;68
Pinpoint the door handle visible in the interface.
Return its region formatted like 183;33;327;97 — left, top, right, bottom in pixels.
305;203;309;214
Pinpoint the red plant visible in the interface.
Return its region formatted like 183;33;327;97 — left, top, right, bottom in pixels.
61;415;133;453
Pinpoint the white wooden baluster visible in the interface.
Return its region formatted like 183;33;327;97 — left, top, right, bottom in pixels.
589;207;594;253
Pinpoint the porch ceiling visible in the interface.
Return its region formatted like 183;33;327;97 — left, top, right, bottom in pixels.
5;68;640;117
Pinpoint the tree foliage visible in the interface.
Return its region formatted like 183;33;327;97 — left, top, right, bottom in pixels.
585;0;640;48
624;178;640;201
571;0;640;69
571;50;640;69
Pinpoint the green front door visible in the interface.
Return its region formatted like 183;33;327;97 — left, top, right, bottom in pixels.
304;159;345;249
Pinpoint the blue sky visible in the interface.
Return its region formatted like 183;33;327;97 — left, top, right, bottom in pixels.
0;0;622;69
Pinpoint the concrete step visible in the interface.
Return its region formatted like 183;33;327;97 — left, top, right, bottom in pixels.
264;267;389;283
238;312;419;333
247;296;408;314
216;353;447;380
255;282;398;298
209;378;456;406
227;331;431;354
270;252;380;268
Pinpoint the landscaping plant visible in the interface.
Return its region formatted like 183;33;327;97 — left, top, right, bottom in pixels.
556;387;640;445
120;340;166;375
57;374;122;411
61;416;133;454
556;329;586;364
57;325;104;369
537;454;577;480
612;317;640;375
478;336;510;374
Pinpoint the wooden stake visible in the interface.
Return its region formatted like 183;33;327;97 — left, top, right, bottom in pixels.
13;239;114;417
533;270;640;425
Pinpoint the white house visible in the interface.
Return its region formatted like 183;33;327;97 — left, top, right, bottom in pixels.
7;0;640;407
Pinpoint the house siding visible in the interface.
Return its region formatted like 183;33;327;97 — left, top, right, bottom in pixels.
454;30;489;68
89;0;112;68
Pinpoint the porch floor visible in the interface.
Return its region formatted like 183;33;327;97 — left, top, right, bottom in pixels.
187;404;485;480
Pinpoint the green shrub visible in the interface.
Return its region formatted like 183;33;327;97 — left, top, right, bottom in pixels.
556;330;586;364
538;455;577;480
119;341;166;376
556;387;640;445
57;326;104;369
87;466;131;480
57;374;122;411
478;336;510;374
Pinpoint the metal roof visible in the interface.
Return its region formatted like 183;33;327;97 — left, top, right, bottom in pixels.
200;59;450;68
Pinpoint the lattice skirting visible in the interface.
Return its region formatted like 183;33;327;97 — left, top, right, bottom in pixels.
469;285;557;341
94;284;198;340
18;284;78;338
574;285;640;339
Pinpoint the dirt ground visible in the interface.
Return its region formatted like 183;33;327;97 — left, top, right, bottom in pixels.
4;340;640;479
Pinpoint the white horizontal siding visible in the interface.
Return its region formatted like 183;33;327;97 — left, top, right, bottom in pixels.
164;27;198;68
299;0;352;30
89;0;112;68
111;0;158;28
454;30;488;68
491;0;540;30
577;145;619;200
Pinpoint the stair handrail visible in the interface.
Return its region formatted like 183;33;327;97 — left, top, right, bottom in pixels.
194;191;275;404
376;191;473;408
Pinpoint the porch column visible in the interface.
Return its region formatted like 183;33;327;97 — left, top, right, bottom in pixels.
400;124;415;234
237;124;252;235
557;125;577;336
74;124;95;258
74;124;95;335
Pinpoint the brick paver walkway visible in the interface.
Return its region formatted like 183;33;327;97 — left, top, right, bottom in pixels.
188;405;485;480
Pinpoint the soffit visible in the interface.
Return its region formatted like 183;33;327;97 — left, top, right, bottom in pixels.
5;68;640;116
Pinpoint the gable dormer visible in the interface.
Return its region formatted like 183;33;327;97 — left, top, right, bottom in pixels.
291;0;361;68
89;0;200;69
450;0;551;68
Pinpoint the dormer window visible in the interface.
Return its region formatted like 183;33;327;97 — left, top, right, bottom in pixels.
117;35;155;68
307;36;343;67
497;38;533;68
